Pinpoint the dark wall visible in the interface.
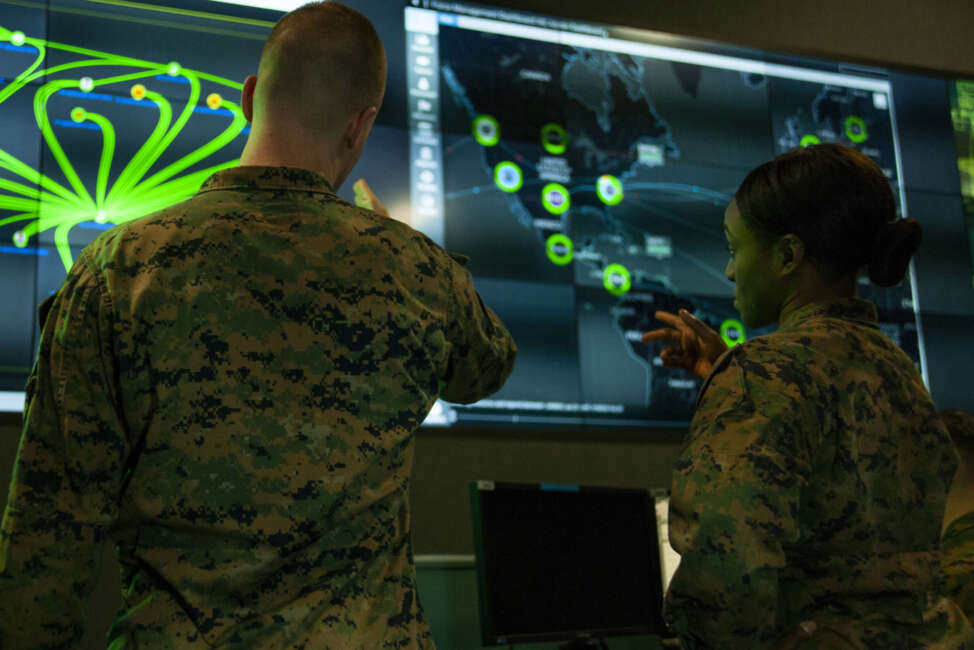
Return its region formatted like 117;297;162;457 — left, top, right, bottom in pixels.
482;0;974;79
411;427;683;553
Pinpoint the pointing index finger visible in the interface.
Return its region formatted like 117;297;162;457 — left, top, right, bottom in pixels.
654;310;685;329
679;309;716;338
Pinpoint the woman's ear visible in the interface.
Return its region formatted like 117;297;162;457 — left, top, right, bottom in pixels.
775;233;806;277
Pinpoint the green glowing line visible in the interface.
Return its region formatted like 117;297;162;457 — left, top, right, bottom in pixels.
0;35;46;103
84;112;116;207
0;212;34;231
0;149;87;207
195;71;243;91
0;177;76;207
130;99;246;199
0;25;250;268
117;79;201;197
4;1;270;42
42;39;188;72
34;80;95;206
18;203;77;238
84;0;277;28
0;178;37;198
18;58;112;87
10;34;242;91
107;88;175;202
105;190;200;223
53;222;75;270
88;69;161;87
0;213;34;227
0;195;41;211
133;76;202;188
121;159;238;209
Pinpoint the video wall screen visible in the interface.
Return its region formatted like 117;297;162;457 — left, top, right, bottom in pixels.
0;0;967;427
950;79;974;289
0;0;280;398
404;1;933;427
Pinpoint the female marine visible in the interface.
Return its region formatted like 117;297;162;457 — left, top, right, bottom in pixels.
645;144;965;649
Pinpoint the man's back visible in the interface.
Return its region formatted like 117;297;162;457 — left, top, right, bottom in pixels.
0;166;516;649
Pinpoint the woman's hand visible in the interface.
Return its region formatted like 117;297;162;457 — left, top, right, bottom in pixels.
641;309;728;380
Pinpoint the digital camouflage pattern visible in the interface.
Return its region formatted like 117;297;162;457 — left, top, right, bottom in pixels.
664;298;970;650
0;166;516;649
940;409;974;625
943;508;974;623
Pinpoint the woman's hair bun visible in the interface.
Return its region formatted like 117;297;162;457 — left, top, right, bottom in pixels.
867;218;922;287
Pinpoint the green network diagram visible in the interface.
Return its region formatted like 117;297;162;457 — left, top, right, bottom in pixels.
0;24;247;271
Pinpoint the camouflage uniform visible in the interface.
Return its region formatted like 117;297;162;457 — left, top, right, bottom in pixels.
664;298;967;649
943;506;974;622
0;166;516;649
940;409;974;624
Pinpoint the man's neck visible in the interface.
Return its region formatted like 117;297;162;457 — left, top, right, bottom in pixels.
239;129;343;189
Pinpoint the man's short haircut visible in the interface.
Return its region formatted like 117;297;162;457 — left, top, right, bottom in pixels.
255;2;386;129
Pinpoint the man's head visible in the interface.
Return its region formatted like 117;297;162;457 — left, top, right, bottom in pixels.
240;2;387;187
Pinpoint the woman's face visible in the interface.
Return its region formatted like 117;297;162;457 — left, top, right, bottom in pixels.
723;200;784;328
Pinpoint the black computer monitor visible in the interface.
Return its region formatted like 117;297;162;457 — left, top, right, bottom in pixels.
469;481;666;647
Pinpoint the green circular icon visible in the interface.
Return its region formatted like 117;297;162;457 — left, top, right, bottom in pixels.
12;231;27;248
10;31;25;47
167;61;181;76
597;175;624;205
473;115;500;147
546;234;574;266
541;123;568;155
603;264;632;296
494;162;523;193
845;116;868;143
541;183;571;215
720;318;747;347
800;134;821;148
70;107;86;123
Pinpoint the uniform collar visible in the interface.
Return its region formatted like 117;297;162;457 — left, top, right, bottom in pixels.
198;166;336;195
778;297;879;332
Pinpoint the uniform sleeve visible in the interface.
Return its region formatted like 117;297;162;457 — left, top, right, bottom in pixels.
664;352;812;649
0;251;130;649
439;255;517;405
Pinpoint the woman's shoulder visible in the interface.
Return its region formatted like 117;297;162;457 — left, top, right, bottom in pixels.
727;329;822;374
701;331;835;408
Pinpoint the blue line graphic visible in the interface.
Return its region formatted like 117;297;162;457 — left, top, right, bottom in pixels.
0;246;49;255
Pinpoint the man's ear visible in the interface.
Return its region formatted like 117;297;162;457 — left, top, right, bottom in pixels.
241;75;257;123
344;106;378;150
776;233;805;277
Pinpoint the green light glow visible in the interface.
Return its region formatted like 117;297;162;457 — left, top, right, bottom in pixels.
720;318;747;347
603;263;631;296
0;26;247;271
